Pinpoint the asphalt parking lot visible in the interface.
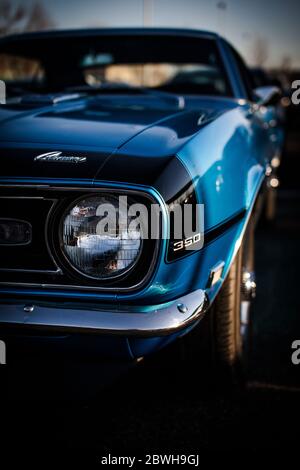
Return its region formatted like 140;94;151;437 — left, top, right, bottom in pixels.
2;107;300;460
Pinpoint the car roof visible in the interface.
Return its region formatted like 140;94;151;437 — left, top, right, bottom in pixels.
0;27;220;45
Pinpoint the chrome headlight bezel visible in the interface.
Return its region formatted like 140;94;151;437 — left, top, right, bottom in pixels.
58;193;144;282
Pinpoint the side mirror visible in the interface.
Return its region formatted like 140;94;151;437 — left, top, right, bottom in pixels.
253;86;282;107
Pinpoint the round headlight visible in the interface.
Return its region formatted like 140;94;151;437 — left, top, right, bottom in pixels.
61;195;142;280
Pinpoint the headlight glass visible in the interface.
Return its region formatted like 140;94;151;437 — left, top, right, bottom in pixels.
61;195;142;280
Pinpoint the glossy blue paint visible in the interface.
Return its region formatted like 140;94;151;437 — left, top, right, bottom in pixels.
0;101;273;308
0;28;283;362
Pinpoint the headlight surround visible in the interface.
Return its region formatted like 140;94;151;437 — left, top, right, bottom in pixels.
61;194;143;280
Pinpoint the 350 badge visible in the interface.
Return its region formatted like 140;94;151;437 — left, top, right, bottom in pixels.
173;233;202;252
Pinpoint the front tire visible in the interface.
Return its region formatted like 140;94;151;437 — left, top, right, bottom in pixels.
211;218;256;384
210;245;245;383
181;218;255;387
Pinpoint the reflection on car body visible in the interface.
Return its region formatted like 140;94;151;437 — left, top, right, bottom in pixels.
0;28;285;383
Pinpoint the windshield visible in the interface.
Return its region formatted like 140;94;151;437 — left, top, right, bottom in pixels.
0;33;232;98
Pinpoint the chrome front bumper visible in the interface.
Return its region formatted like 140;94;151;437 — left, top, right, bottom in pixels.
0;289;208;337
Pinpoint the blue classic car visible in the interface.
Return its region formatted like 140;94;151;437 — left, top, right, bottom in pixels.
0;28;283;383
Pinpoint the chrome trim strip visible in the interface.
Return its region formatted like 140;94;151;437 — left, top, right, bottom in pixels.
0;184;51;188
0;289;208;337
0;269;61;274
43;198;62;273
0;196;45;199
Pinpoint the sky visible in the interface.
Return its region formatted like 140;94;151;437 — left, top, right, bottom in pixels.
6;0;300;68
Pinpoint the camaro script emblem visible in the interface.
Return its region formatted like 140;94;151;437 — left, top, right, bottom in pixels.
34;151;86;163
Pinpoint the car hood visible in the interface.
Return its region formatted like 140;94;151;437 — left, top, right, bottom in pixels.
0;95;227;181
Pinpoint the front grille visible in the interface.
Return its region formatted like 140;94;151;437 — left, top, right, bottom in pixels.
0;197;57;271
0;184;159;292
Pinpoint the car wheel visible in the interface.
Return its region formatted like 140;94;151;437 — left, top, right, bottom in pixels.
178;217;256;387
210;218;256;385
